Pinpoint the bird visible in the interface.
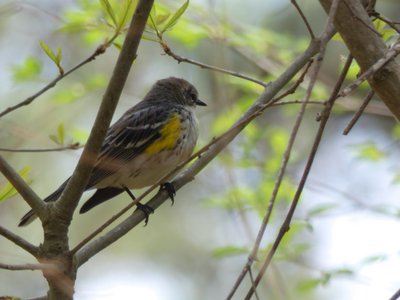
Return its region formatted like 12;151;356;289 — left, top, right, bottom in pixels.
19;77;206;226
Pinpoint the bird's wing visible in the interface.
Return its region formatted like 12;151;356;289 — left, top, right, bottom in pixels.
86;104;173;188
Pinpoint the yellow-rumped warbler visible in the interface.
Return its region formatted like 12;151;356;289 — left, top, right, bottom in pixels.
19;77;206;226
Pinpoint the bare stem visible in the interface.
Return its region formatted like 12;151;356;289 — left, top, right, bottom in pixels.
342;90;374;135
0;262;57;271
0;143;82;153
0;225;38;256
162;43;268;87
0;34;119;119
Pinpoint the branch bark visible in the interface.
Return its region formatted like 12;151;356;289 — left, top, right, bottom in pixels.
0;156;44;218
319;0;400;120
33;1;155;299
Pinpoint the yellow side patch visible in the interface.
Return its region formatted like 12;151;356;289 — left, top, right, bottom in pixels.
144;113;181;155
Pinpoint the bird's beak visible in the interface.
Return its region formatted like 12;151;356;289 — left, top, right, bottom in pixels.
195;98;207;106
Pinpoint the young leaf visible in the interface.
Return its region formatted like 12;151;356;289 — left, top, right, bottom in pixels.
57;123;65;145
49;123;66;145
161;0;189;33
100;0;118;28
40;40;57;62
212;246;248;258
116;0;137;31
0;166;32;202
55;47;62;63
39;40;63;74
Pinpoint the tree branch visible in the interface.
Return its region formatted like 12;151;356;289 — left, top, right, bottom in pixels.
320;0;400;120
0;37;117;119
75;37;328;266
55;0;154;225
0;143;82;153
162;43;268;87
0;262;56;271
342;90;374;135
244;53;353;300
0;155;44;219
0;225;38;256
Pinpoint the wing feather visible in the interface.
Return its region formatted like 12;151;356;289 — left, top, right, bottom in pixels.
87;104;173;187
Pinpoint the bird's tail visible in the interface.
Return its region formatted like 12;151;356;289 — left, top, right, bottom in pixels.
18;180;68;227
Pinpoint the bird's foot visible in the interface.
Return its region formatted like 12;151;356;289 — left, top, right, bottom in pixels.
135;202;154;226
161;182;176;205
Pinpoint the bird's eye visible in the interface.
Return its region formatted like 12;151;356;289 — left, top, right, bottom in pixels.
189;93;197;102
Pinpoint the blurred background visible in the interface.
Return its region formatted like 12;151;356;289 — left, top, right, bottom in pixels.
1;0;400;299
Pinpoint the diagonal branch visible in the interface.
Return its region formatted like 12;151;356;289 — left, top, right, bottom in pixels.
244;55;353;300
55;0;155;224
0;36;118;119
75;37;328;266
0;155;44;218
0;225;38;256
161;43;268;87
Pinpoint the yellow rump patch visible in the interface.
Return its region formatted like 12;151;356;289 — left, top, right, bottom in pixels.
144;113;181;155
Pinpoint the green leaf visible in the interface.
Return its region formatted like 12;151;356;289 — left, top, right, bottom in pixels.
116;0;137;32
212;246;248;258
148;5;159;31
12;56;42;81
100;0;118;27
161;0;189;33
307;203;337;218
57;123;65;145
0;166;32;202
71;127;89;144
50;123;66;145
39;40;57;62
352;142;386;161
55;47;62;63
39;40;63;74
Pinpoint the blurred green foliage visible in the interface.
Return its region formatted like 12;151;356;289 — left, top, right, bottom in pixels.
3;0;400;299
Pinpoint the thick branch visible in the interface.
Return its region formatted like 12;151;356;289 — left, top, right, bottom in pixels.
319;0;400;120
76;37;327;266
56;0;154;223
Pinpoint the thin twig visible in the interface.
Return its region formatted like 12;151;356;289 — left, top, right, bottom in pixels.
227;60;316;299
0;262;56;271
271;100;324;107
0;35;118;119
339;42;400;97
373;14;400;33
270;59;314;104
0;143;82;153
291;0;315;38
161;43;268;87
242;2;342;298
0;225;38;256
244;54;353;300
342;90;374;135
